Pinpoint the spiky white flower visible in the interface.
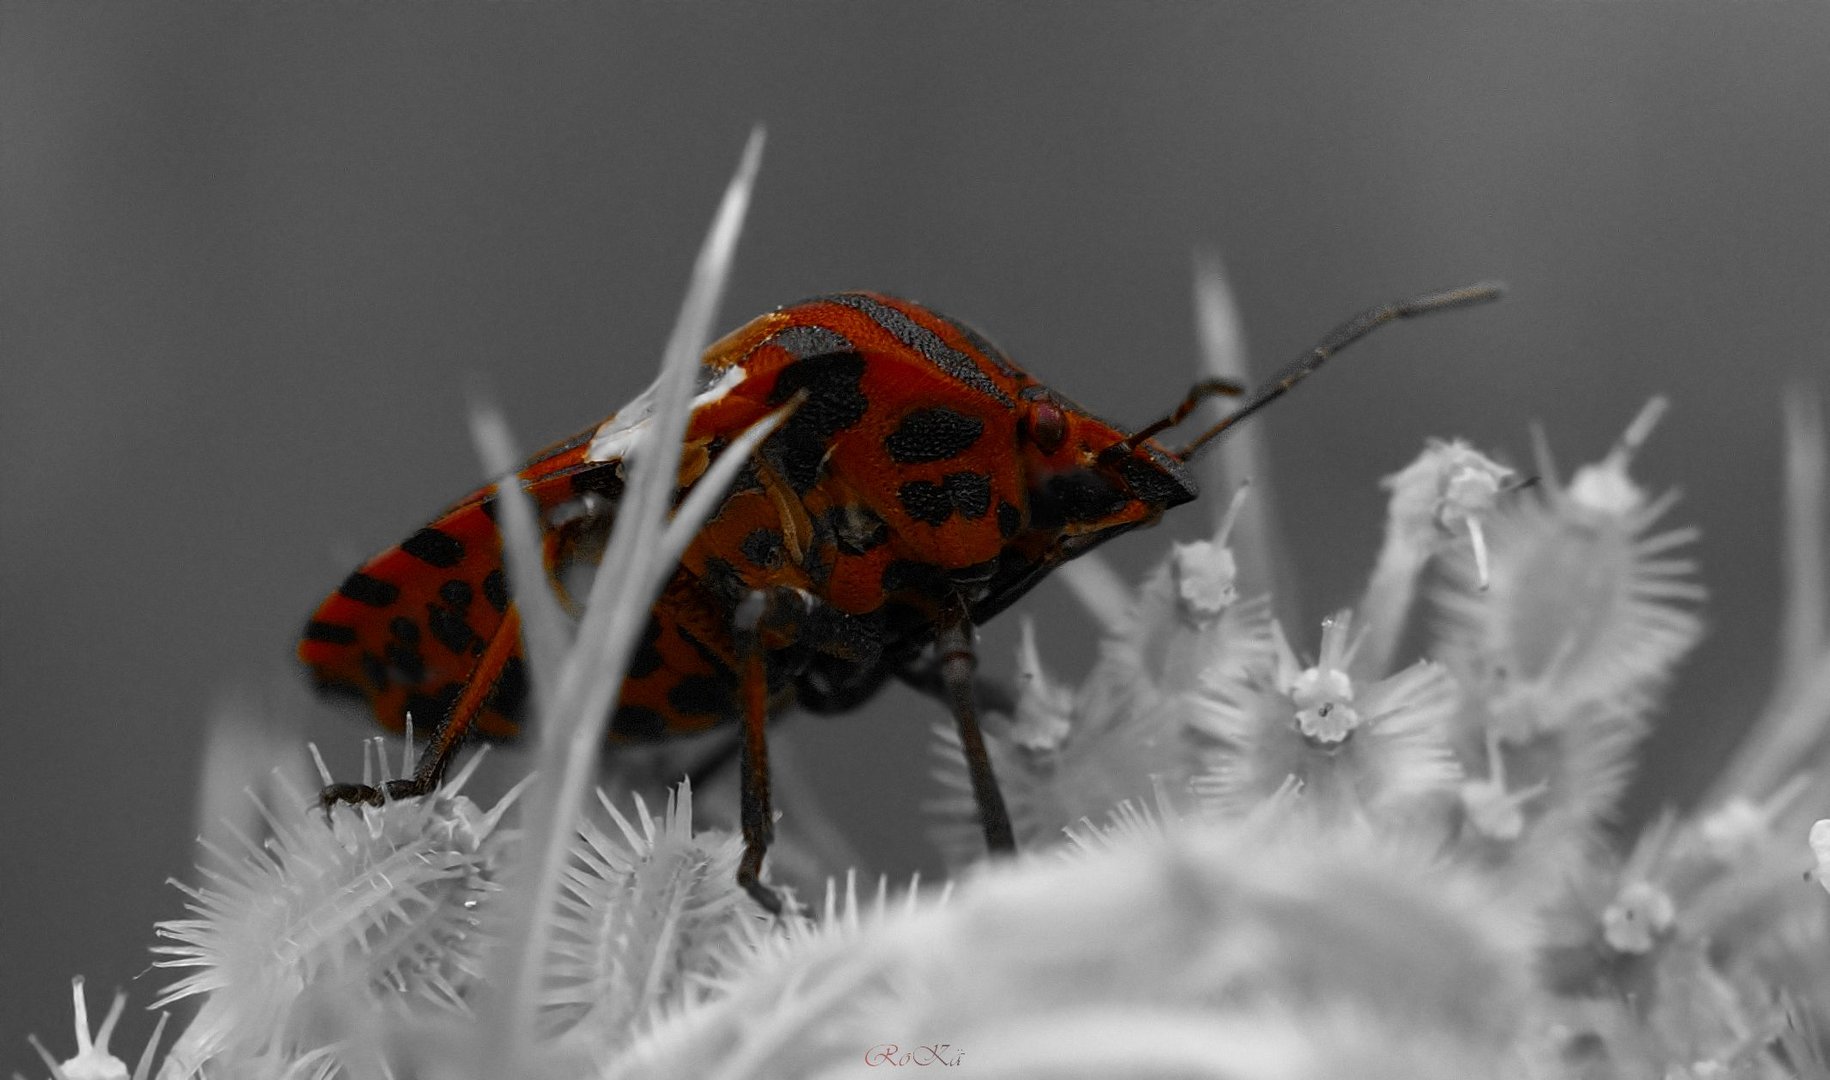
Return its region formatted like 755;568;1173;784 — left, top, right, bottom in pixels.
28;979;168;1080
1386;439;1513;574
1603;880;1677;954
542;782;753;1049
1356;439;1514;680
151;753;519;1076
1432;400;1704;903
1173;537;1240;617
929;495;1272;860
1191;611;1461;825
1007;616;1073;752
1810;820;1830;897
1435;398;1703;744
1695;776;1809;863
610;816;1535;1080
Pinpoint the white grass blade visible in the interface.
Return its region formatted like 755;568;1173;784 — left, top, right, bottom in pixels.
1192;249;1296;614
469;401;572;699
1708;389;1830;806
657;400;793;557
486;125;766;1060
1780;389;1827;686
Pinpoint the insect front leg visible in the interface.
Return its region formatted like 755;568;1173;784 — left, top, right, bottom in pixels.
320;605;523;811
935;600;1016;855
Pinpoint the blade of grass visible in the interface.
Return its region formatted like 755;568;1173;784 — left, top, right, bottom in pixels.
470;402;572;705
1709;389;1830;805
1779;389;1826;691
478;126;767;1063
1191;250;1297;618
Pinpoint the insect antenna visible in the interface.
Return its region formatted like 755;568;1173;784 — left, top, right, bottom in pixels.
1101;377;1246;461
1172;281;1504;461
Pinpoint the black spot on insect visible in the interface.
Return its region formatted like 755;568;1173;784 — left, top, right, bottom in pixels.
489;655;529;717
628;617;665;679
439;579;473;610
944;471;992;520
339;571;399;609
389;616;420;643
427;606;476;656
899;480;955;526
406;684;463;732
1031;469;1128;527
401;527;466;569
1119;448;1198;510
823;294;1014;406
668;675;734;719
764;352;870;491
478;498;500;522
482;568;509;613
882;559;946;594
884;407;985;464
829;504;888;555
306;620;358;646
385;639;426;685
997;500;1022;539
701;556;748;606
770;322;854;360
360;651;389;692
740;527;785;570
611;704;668;741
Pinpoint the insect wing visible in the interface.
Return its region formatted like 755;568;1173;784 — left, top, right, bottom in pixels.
298;426;625;740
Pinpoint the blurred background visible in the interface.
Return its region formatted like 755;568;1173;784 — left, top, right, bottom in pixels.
4;1;1827;1061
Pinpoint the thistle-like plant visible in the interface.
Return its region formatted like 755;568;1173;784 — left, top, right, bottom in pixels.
25;137;1830;1080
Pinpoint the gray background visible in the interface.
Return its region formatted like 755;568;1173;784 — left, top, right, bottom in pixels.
5;1;1827;1062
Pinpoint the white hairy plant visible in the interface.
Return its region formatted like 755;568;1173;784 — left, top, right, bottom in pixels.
25;138;1830;1080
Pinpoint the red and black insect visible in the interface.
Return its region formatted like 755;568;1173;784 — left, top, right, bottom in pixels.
300;285;1498;911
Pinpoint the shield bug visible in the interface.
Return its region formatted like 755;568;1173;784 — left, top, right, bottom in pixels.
300;284;1500;911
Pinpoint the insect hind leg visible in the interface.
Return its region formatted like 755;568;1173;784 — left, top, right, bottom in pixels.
731;590;790;915
320;605;524;811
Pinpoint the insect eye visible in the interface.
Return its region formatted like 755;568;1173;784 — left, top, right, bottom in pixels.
1029;401;1067;454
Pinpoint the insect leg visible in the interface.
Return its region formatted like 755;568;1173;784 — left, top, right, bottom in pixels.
935;604;1016;854
732;592;786;915
894;660;1017;720
320;604;524;809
